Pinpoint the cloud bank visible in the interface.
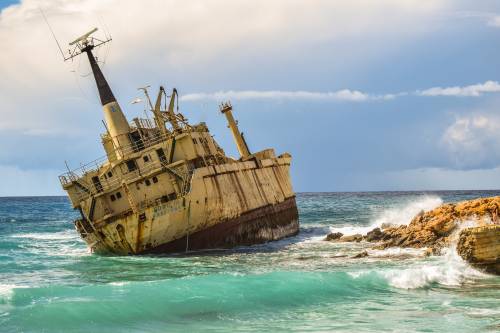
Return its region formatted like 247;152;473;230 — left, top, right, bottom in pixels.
417;81;500;97
0;0;447;133
181;89;397;102
180;81;500;102
441;113;500;169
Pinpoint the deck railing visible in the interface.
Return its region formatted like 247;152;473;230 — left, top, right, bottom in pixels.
63;158;193;202
59;130;173;187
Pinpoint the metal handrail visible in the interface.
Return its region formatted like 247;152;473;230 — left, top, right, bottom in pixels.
69;159;192;202
59;131;173;185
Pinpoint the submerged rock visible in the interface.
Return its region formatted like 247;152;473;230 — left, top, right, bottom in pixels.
325;232;343;241
340;234;363;242
324;232;363;242
352;250;368;258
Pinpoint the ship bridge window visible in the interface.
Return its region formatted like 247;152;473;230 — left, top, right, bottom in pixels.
143;155;150;163
156;148;167;163
129;131;144;152
126;160;138;172
107;171;113;178
192;138;198;144
110;194;116;201
152;176;158;183
145;179;151;186
116;192;122;199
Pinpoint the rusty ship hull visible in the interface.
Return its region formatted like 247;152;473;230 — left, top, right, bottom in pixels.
74;155;299;255
59;29;299;255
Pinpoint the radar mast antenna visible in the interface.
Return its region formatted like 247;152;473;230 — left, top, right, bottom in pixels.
65;27;112;62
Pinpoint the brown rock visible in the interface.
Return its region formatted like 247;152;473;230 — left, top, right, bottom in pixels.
374;196;500;252
352;250;368;258
457;225;500;274
324;232;343;242
340;234;363;242
380;223;396;230
365;228;384;242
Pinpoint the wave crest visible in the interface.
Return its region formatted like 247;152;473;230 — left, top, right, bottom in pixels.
331;195;443;236
351;245;486;289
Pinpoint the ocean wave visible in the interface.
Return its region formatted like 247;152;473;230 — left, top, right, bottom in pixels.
10;230;78;241
0;284;26;303
351;245;487;290
330;195;443;236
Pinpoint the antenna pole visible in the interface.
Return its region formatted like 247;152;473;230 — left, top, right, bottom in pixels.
39;7;67;61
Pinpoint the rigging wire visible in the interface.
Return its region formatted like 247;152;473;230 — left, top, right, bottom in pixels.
39;7;66;61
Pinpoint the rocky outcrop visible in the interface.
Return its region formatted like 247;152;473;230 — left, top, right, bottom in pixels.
374;197;499;253
457;225;500;274
324;196;500;273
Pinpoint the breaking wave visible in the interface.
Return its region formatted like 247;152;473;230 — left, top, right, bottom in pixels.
330;195;443;236
351;243;486;289
10;230;78;241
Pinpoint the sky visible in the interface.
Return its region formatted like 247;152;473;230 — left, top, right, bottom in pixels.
1;0;500;195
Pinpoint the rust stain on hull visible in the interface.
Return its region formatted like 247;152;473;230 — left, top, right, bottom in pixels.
142;196;299;254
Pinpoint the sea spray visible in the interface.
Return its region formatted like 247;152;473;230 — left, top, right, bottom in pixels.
329;195;443;236
379;245;486;289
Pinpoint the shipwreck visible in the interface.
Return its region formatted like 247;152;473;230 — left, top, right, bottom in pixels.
58;29;299;254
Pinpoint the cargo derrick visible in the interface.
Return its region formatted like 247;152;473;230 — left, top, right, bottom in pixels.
58;29;299;254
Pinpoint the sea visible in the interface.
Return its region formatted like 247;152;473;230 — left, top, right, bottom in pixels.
1;191;499;332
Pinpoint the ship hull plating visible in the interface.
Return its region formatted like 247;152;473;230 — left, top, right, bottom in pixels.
75;156;298;255
143;196;299;254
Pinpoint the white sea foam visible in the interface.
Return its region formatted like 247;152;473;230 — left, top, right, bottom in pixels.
468;308;500;317
0;284;25;301
109;281;129;286
11;230;78;241
355;243;487;289
11;229;89;258
330;195;443;236
367;247;427;258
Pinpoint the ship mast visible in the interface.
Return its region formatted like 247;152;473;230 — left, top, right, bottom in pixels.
220;102;251;158
66;28;131;159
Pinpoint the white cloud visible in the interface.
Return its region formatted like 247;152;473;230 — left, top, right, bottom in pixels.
448;11;500;28
441;114;500;169
180;89;396;102
417;80;500;97
0;0;448;134
179;81;500;102
488;15;500;27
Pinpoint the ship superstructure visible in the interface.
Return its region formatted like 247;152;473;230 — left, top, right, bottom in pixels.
59;29;299;254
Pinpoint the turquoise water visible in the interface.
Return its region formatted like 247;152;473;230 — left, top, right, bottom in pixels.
1;192;499;332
